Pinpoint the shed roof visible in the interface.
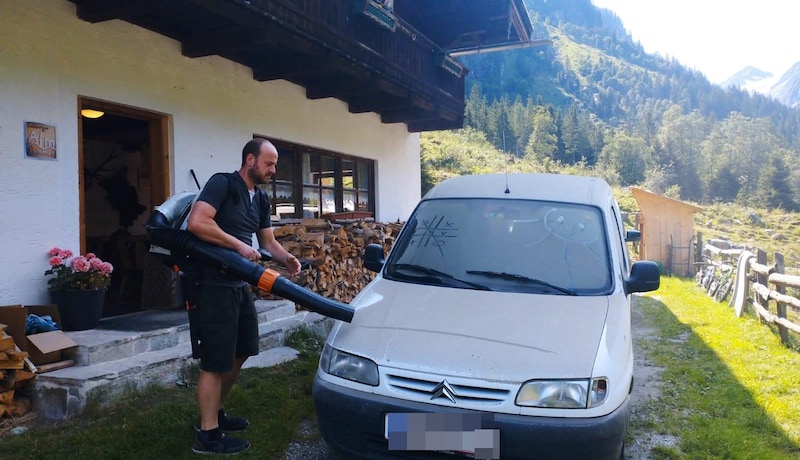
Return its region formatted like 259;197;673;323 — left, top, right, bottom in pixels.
630;187;704;213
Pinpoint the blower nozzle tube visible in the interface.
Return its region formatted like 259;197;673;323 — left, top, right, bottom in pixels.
145;215;354;323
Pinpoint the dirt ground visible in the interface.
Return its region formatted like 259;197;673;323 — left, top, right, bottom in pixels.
284;296;677;460
626;296;680;459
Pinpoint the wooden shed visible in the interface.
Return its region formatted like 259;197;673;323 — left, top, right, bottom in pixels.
630;188;704;277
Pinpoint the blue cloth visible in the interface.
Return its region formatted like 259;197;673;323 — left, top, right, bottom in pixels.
26;314;60;334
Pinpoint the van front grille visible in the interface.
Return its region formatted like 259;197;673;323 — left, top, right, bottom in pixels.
385;372;511;406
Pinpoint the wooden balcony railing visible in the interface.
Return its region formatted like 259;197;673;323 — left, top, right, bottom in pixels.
246;0;466;115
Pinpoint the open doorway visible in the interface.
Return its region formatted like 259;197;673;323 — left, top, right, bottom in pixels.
79;97;170;317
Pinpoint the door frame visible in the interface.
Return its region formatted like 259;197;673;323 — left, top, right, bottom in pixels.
77;96;171;253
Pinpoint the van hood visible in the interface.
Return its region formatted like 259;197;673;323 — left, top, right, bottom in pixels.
333;278;609;382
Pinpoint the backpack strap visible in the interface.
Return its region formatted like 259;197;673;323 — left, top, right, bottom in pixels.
177;172;237;230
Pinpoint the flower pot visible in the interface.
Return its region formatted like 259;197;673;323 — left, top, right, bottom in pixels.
50;288;107;331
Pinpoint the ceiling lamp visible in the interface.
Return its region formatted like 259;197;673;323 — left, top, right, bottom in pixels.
81;109;105;119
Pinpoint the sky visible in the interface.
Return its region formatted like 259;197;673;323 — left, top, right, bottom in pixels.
589;0;800;84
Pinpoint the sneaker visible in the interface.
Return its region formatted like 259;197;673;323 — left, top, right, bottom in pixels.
192;430;250;455
194;409;250;433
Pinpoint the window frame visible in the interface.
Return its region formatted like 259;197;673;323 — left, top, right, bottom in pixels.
258;137;376;220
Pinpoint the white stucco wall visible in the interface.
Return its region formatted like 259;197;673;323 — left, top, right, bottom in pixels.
0;0;421;305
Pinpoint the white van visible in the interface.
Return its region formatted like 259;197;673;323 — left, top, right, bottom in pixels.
313;173;660;460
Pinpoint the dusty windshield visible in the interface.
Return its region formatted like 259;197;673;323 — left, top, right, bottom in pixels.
385;198;612;294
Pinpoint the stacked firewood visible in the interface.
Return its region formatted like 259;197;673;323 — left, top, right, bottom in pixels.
258;218;403;304
0;326;35;423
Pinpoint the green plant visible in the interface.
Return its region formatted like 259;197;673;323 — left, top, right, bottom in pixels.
284;326;325;358
45;247;114;291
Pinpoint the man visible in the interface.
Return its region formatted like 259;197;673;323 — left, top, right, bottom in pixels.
185;138;302;454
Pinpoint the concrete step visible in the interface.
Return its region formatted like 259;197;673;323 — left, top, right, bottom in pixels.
31;300;332;420
63;300;297;366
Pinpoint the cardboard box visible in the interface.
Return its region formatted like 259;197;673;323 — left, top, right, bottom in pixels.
0;304;78;366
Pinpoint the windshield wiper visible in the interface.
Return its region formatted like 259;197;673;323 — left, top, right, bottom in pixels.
465;270;578;295
391;264;492;291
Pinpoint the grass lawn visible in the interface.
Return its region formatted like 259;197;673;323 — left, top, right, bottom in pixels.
632;276;800;459
0;328;325;460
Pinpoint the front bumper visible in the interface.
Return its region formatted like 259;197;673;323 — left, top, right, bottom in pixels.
313;374;628;460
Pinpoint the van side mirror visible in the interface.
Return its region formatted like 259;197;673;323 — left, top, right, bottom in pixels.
625;229;641;242
624;261;660;294
364;243;385;272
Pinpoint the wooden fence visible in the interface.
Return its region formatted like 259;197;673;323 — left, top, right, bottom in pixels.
696;232;800;346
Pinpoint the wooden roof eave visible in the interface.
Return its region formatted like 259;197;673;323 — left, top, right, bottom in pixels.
67;0;469;132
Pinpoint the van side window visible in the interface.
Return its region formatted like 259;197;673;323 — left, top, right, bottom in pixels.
610;205;630;272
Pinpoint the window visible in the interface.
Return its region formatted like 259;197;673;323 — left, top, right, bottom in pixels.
342;158;373;213
385;198;612;294
258;138;375;219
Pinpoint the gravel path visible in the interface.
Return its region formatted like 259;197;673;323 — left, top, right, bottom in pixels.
283;296;673;459
282;418;334;460
626;296;680;459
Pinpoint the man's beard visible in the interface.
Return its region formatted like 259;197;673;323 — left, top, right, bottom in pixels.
248;165;270;185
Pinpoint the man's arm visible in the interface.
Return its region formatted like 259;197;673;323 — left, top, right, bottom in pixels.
257;227;301;277
187;201;261;261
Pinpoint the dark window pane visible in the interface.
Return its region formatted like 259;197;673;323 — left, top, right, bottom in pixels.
271;184;294;216
343;191;356;211
275;149;293;182
302;187;320;218
302;153;318;185
342;159;355;190
273;183;293;203
320;156;335;187
357;162;370;191
357;192;370;212
322;188;336;214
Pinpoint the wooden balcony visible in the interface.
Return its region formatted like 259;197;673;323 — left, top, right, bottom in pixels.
69;0;504;132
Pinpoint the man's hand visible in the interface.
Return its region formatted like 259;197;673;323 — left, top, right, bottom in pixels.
284;254;302;277
237;244;261;261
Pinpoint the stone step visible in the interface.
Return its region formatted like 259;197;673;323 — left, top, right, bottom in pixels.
63;300;297;366
31;300;332;420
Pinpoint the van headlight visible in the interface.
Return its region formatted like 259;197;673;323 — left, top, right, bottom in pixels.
319;344;379;386
516;378;608;408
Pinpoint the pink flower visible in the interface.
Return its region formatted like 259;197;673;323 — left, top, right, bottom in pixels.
71;256;90;272
45;248;113;291
89;257;104;270
100;262;114;276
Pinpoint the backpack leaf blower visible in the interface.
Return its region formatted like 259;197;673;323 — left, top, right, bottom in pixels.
145;205;355;323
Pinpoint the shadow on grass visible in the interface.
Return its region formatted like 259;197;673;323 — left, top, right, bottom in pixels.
631;288;800;460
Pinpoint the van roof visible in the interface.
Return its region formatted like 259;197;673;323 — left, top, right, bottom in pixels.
423;173;613;207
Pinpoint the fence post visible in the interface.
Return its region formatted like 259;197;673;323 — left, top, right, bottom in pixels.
733;247;751;318
694;231;703;277
756;249;768;322
775;253;788;345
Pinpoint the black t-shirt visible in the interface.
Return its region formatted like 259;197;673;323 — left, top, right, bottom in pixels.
185;172;271;286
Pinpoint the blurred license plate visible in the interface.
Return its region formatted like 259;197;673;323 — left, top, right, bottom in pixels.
384;413;499;459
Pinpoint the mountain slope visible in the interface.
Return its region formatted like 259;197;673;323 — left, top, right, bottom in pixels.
770;62;800;108
460;0;800;147
721;63;800;108
721;66;776;94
